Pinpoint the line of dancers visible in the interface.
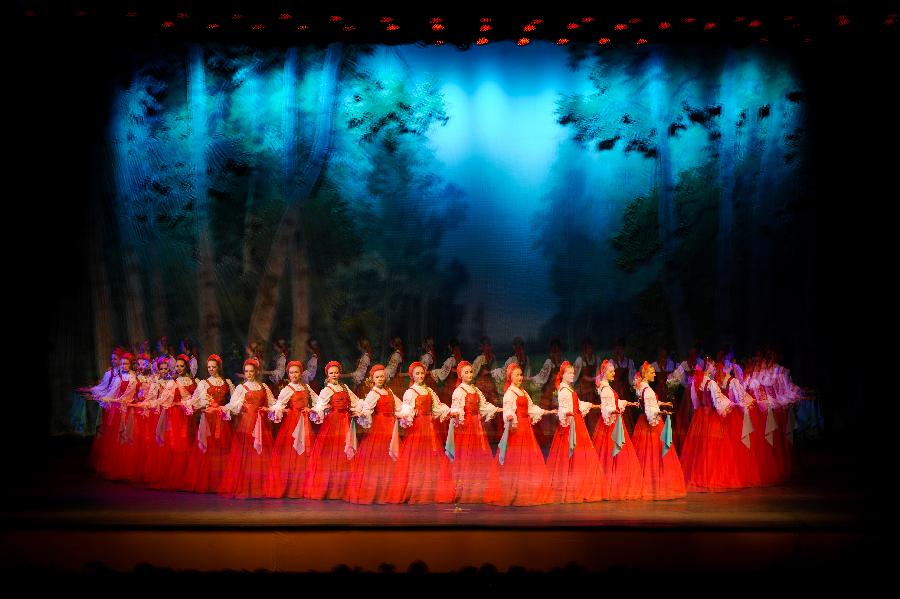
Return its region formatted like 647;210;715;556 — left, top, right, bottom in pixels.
84;337;809;503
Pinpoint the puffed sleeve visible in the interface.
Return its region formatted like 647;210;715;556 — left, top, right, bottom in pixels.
350;354;370;386
642;385;661;426
431;356;456;383
309;385;334;423
385;352;402;381
668;361;688;387
357;389;380;419
471;354;486;377
187;379;210;411
220;384;248;420
155;380;177;408
430;388;450;421
272;385;294;420
525;390;547;424
450;386;467;425
346;385;363;415
144;380;163;408
89;370;115;398
572;356;584;382
477;387;500;422
708;380;732;416
502;389;518;426
302;356;318;384
556;387;573;426
271;355;286;385
397;388;417;426
599;385;617;425
730;379;754;409
530;358;553;387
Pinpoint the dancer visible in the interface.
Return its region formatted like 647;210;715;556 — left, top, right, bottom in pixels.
344;364;402;504
546;361;607;502
592;359;643;500
631;362;686;500
447;361;501;503
383;362;456;504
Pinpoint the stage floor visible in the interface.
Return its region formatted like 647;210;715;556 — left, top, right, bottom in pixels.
0;439;873;573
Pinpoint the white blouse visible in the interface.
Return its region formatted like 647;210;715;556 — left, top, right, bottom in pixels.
555;385;592;426
501;386;548;427
449;383;500;426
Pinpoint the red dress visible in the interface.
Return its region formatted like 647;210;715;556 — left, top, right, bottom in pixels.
632;410;687;500
384;389;455;504
679;380;742;492
147;378;197;490
302;386;356;500
218;384;280;498
89;376;134;479
125;377;159;484
344;389;398;504
95;376;143;481
271;384;315;498
183;380;234;493
450;387;501;503
748;400;781;485
486;390;552;506
592;386;643;500
722;377;761;488
546;388;608;502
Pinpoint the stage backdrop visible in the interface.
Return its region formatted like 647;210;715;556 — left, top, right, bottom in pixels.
58;41;813;430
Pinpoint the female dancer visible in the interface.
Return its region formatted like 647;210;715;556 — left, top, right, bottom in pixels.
546;361;607;502
344;364;402;504
383;362;456;504
216;357;281;498
592;359;643;500
631;362;686;500
182;354;235;493
447;361;501;503
485;363;555;506
271;360;318;497
302;361;365;500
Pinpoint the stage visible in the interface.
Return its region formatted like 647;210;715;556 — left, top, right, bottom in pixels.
0;438;871;575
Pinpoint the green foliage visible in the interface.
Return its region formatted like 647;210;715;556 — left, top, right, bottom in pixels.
611;191;660;273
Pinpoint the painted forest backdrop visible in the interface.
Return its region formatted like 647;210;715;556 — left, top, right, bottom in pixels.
51;41;815;432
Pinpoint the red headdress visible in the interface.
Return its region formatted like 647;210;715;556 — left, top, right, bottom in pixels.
407;361;425;387
504;362;522;392
455;360;472;388
554;360;573;390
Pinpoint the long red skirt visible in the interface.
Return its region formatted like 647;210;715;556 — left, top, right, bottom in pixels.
749;407;781;485
218;412;280;498
271;408;316;498
725;408;761;488
680;408;741;492
344;414;396;504
183;410;234;493
89;404;125;479
146;407;195;490
486;419;552;506
449;416;501;504
631;415;687;500
384;415;455;504
546;412;608;502
592;414;643;500
302;411;355;500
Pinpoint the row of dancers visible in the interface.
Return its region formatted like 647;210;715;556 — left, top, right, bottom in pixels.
87;345;807;503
